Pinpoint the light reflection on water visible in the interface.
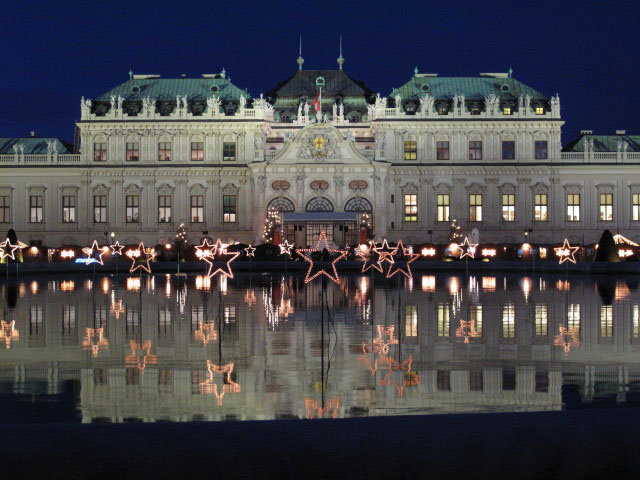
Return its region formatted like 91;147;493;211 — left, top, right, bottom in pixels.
0;272;639;423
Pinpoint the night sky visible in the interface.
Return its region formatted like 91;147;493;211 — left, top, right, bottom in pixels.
2;0;638;145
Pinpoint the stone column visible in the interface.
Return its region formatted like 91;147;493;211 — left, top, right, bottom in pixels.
175;179;189;225
207;178;221;230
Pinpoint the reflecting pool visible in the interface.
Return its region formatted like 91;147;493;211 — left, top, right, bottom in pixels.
1;272;639;423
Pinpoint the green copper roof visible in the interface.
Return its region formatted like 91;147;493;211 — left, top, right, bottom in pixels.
563;134;640;152
391;75;548;101
0;138;71;155
94;77;252;102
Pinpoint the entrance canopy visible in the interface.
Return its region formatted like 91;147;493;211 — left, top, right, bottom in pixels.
283;212;357;222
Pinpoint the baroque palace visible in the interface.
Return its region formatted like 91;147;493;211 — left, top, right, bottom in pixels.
1;54;639;248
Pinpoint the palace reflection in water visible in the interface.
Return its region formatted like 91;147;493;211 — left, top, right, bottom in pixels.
1;272;639;423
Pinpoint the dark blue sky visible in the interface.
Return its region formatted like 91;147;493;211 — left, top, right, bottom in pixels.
2;0;638;145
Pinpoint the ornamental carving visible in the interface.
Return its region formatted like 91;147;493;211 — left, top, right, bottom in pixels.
298;130;341;160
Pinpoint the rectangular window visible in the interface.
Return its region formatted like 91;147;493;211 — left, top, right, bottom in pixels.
94;142;107;162
469;141;483;160
223;195;236;223
190;195;204;223
405;305;417;337
158;195;171;223
437;303;450;337
535;140;548;159
600;305;613;339
62;195;76;223
502;302;515;339
404;194;417;222
437;194;450;222
126;142;139;162
93;195;107;223
191;142;204;161
567;194;580;222
535;304;548;336
223;142;236;161
0;196;9;223
437;106;448;115
502;140;515;160
471;305;483;337
62;305;77;346
29;195;43;223
501;194;515;222
568;304;581;334
469;194;482;222
534;194;548;222
535;107;545;115
126;195;139;223
599;193;613;221
633;194;640;221
158;142;171;161
503;107;512;115
403;141;417;160
436;141;449;160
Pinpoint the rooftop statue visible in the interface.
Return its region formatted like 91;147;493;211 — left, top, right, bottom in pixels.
333;103;337;118
297;102;303;119
484;94;500;110
339;104;344;117
207;95;222;113
344;129;355;142
419;94;434;114
239;95;246;110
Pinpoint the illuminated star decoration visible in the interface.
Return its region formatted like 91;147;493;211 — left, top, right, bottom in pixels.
554;238;580;264
244;244;256;257
82;240;105;266
373;239;397;266
0;320;19;348
195;238;216;263
355;243;383;273
456;320;480;344
457;237;478;259
305;396;340;419
82;327;109;357
126;241;155;274
279;240;294;257
553;325;580;354
110;240;125;256
199;361;240;405
386;240;419;279
380;356;419;398
110;299;125;320
203;239;240;279
124;340;158;373
0;238;20;261
295;231;348;284
194;321;218;346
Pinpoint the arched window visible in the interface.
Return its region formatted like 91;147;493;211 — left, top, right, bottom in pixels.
305;197;334;212
267;197;295;212
344;197;373;212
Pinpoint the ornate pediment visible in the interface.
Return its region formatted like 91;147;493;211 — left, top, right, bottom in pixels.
92;183;110;194
222;183;239;194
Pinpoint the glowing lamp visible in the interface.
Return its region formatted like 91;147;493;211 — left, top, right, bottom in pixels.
619;249;634;258
481;248;496;257
421;247;436;257
60;249;75;259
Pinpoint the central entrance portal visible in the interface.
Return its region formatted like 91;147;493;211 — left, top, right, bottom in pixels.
282;212;359;247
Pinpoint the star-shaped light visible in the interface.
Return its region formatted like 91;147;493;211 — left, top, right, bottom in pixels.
0;238;20;261
279;240;294;257
553;325;580;353
203;239;240;279
305;396;340;419
355;243;383;273
195;238;216;261
295;231;348;284
199;361;240;405
126;241;155;273
455;320;480;344
82;240;105;266
110;299;125;319
372;325;398;355
0;320;19;348
457;237;478;259
386;240;419;279
380;356;419;398
244;244;256;257
82;327;109;357
124;340;158;373
194;321;218;346
554;238;580;264
373;239;397;266
109;240;125;256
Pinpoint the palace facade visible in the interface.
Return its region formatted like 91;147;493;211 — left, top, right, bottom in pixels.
1;58;639;247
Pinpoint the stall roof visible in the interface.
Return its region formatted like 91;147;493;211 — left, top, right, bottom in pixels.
283;212;357;222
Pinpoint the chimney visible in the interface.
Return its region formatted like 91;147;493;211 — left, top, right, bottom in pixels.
580;130;593;136
615;130;626;135
30;131;36;137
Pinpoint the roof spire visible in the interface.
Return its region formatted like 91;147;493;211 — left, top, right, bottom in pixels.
414;66;418;76
129;69;133;80
297;36;304;71
337;34;344;70
508;66;513;78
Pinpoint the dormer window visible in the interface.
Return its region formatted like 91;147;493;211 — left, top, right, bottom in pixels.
503;107;512;115
535;107;544;115
437;106;448;115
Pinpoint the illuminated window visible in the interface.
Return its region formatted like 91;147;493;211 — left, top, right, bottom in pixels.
93;195;107;223
469;194;482;222
125;307;139;338
158;308;172;334
29;306;44;347
158;142;171;161
633;194;640;221
436;141;449;160
404;194;417;222
633;305;639;342
599;193;613;221
471;305;483;337
535;140;548;159
437;303;450;337
600;305;613;339
567;194;580;222
0;196;10;223
503;107;512;115
534;194;548;222
158;195;172;223
568;304;581;334
62;305;77;346
223;195;236;223
501;194;515;222
190;195;204;223
405;305;418;337
437;106;448;115
535;107;545;115
403;141;417;160
29;195;43;223
94;142;107;162
502;302;515;339
191;142;204;161
126;142;139;161
535;304;547;336
468;141;483;160
62;195;76;223
223;142;236;161
126;195;139;223
502;140;515;160
437;194;450;222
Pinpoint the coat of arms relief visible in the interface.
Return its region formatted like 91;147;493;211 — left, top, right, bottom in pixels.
298;129;341;160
